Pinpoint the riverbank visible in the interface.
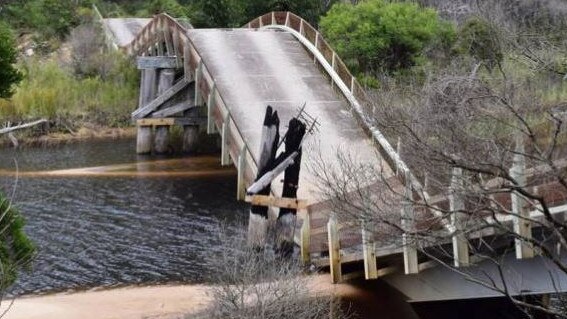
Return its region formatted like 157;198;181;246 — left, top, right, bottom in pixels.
0;125;136;148
1;275;356;319
2;283;212;319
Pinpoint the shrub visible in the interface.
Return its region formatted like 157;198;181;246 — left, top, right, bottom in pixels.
0;56;138;127
199;224;350;319
320;0;455;75
0;192;36;290
455;16;503;70
0;22;22;99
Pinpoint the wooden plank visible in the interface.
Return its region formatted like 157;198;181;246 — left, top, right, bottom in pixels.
450;167;470;267
137;118;175;126
362;223;378;279
510;137;534;259
245;195;308;210
137;56;178;69
151;101;195;118
132;78;190;119
328;214;342;283
300;211;311;264
136;117;204;127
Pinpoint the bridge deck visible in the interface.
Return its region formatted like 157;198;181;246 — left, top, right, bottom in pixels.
187;29;387;201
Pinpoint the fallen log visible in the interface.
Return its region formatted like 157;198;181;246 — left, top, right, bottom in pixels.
0;119;47;135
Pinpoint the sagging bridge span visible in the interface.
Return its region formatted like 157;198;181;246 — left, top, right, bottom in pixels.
98;10;567;303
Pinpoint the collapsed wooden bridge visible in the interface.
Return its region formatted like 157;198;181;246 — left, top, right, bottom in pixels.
99;10;567;302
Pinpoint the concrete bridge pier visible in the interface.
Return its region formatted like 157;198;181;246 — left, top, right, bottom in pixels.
136;68;157;154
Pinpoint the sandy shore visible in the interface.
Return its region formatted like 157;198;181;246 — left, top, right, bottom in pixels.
0;275;367;319
1;284;213;319
0;274;421;319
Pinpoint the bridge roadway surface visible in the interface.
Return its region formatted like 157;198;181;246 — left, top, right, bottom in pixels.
101;16;567;302
186;28;383;199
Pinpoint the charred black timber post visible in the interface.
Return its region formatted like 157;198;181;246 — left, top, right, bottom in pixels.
247;106;280;248
276;118;306;256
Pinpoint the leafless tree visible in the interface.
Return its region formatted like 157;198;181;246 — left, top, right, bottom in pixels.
69;23;116;79
194;223;350;319
312;52;567;319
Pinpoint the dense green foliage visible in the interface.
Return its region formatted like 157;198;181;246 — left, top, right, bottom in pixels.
0;192;36;289
1;0;79;39
320;0;455;75
0;22;22;99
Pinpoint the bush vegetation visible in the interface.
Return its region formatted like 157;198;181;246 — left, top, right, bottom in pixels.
0;22;22;99
198;224;350;319
0;55;138;127
320;0;455;76
0;192;36;290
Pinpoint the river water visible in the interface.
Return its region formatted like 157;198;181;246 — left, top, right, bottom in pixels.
0;139;248;296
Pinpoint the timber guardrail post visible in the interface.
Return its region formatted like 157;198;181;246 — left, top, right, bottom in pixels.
300;209;311;264
510;136;534;259
450;167;470;267
361;220;378;279
402;171;419;274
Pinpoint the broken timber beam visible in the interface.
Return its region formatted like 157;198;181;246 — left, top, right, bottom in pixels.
132;78;191;119
245;195;308;210
151;101;195;118
137;56;178;69
136;117;204;127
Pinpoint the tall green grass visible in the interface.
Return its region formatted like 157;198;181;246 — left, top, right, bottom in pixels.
0;52;139;127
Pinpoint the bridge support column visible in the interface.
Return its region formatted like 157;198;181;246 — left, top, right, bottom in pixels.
182;125;199;153
136;68;158;154
154;126;170;154
153;69;175;154
137;126;153;154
